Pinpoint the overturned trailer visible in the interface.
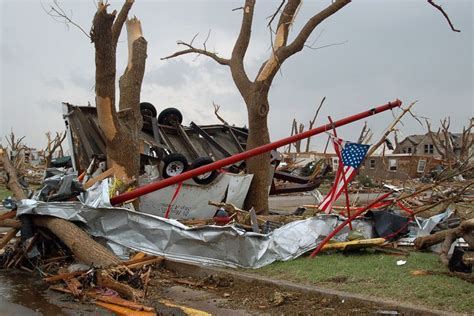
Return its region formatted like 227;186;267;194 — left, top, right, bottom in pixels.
63;102;327;196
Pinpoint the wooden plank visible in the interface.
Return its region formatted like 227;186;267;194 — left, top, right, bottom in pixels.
88;291;155;312
158;299;211;316
125;257;163;270
44;270;88;283
0;219;21;228
0;210;16;221
321;238;386;251
84;167;116;189
95;301;157;316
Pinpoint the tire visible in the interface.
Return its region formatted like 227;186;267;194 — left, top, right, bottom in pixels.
158;108;183;126
190;156;219;185
140;102;157;118
162;153;189;178
141;118;153;133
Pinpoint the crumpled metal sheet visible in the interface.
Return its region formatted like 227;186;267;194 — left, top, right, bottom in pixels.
17;200;373;269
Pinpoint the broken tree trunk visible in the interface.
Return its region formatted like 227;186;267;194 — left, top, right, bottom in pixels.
1;146;25;198
33;216;120;267
2;145;120;267
92;1;147;184
414;219;474;250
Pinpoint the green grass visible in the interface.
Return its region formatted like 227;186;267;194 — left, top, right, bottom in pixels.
253;251;473;313
0;185;12;200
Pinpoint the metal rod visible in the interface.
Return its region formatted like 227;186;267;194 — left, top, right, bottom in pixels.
111;100;402;205
309;192;393;258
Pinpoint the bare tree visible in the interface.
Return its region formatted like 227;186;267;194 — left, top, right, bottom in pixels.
46;0;147;205
90;0;147;186
163;0;351;213
460;118;473;162
44;131;66;167
163;0;459;213
5;130;27;170
426;117;473;168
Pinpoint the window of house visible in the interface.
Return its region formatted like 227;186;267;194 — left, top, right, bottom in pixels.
370;159;376;169
332;157;339;171
417;160;427;173
424;144;434;154
388;159;397;171
407;147;412;154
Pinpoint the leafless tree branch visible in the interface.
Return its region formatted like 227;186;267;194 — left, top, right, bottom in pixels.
112;0;134;46
427;0;461;32
305;40;348;50
212;102;229;125
43;0;91;39
305;96;326;151
162;41;230;66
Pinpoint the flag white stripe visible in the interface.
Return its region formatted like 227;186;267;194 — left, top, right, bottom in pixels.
319;166;355;211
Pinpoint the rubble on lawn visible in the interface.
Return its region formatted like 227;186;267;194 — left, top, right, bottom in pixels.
1;102;473;313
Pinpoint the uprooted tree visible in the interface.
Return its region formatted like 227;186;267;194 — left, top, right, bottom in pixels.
163;0;460;214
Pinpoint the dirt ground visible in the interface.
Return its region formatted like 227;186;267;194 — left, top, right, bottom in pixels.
144;266;408;315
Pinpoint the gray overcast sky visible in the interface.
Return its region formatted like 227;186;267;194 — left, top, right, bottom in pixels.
1;0;473;152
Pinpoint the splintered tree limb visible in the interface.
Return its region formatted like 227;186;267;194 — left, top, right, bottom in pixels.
118;17;147;112
281;0;351;60
212;102;229;125
97;270;143;302
414;219;474;250
256;0;301;81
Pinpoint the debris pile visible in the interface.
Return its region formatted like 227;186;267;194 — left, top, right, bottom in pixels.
1;100;473;314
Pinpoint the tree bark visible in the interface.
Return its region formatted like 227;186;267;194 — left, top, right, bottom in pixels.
244;92;271;213
1;147;25;198
34;216;121;267
91;2;147;184
414;219;474;250
2;145;120;267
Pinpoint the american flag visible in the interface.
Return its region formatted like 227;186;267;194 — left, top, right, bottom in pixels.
319;141;370;213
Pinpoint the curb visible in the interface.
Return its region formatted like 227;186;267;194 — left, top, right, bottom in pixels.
163;260;463;316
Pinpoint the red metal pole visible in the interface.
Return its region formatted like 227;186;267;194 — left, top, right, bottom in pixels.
110;100;402;205
309;191;393;258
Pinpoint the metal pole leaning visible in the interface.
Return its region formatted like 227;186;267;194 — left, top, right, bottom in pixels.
110;100;402;205
309;192;393;258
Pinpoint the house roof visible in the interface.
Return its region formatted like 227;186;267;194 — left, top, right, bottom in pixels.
404;134;425;145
